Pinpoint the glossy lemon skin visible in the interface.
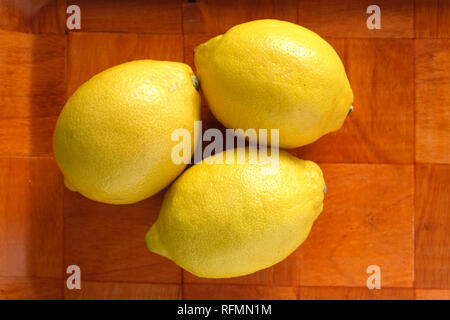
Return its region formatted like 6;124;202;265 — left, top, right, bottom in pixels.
195;19;354;148
54;60;201;204
146;149;325;278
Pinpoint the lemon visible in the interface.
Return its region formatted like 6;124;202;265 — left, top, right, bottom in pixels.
53;60;201;204
146;149;325;278
194;19;354;148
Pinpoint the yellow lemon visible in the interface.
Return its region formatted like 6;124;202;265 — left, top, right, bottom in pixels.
54;60;201;204
194;19;354;148
146;149;325;278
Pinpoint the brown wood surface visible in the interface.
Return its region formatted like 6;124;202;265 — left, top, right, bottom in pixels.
0;157;63;279
67;0;182;34
64;281;182;300
0;0;449;300
415;40;450;164
299;286;415;300
184;284;299;300
415;0;450;38
0;276;62;299
415;164;450;289
415;289;450;300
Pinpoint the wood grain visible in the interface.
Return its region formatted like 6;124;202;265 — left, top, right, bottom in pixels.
67;32;183;95
0;117;59;156
299;286;415;300
63;189;182;284
291;39;414;164
0;157;63;278
415;40;450;164
183;0;297;34
415;0;450;38
30;0;66;34
0;276;62;299
298;0;414;38
415;164;450;289
0;0;31;32
0;30;65;97
415;289;450;300
64;281;181;300
296;164;414;288
0;0;70;34
66;0;182;34
0;30;65;156
184;284;298;300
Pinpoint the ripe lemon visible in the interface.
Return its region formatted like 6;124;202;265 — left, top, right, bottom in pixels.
194;19;354;148
54;60;201;204
146;149;325;278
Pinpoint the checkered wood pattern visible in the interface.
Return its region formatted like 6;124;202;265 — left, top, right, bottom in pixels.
0;0;449;300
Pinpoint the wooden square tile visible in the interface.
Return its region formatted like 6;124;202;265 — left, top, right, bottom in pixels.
415;164;450;289
183;0;297;34
184;284;298;300
0;0;31;32
415;0;450;38
299;286;415;300
298;0;414;38
66;0;182;34
291;39;415;164
63;190;182;284
416;289;450;300
0;157;63;278
0;30;66;156
67;32;183;95
30;0;66;34
0;31;66;103
415;40;450;164
0;276;62;299
296;164;414;288
64;281;181;300
0;0;65;33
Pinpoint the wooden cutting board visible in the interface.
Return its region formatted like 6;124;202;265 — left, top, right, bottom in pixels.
0;0;449;300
